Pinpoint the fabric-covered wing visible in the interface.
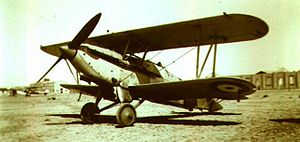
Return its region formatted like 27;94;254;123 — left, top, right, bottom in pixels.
86;14;268;54
128;77;256;100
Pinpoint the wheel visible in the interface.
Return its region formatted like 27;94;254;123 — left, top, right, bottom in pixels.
208;99;223;113
80;102;99;124
116;103;136;127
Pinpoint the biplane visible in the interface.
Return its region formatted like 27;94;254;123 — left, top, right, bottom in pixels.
38;13;268;126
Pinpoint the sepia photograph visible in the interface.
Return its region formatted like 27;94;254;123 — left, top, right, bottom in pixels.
0;0;299;141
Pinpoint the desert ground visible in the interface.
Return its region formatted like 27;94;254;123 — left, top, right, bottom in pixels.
0;89;299;142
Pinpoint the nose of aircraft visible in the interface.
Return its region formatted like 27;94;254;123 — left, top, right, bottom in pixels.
40;44;65;57
40;44;76;60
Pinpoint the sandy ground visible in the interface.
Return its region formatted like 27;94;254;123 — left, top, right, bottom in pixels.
0;90;300;142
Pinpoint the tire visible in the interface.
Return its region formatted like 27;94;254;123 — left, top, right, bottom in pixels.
80;102;99;124
116;103;136;127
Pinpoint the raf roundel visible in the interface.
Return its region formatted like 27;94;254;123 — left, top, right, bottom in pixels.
216;84;242;93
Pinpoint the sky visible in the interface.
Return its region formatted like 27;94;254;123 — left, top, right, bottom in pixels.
1;0;300;87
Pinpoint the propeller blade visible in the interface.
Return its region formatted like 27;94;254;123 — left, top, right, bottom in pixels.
68;13;101;49
36;57;63;83
65;59;78;83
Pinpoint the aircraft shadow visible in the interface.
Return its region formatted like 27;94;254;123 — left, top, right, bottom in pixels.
45;112;241;126
270;118;300;124
171;111;242;116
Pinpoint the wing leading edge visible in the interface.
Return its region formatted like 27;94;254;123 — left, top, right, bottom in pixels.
128;77;256;101
86;14;268;54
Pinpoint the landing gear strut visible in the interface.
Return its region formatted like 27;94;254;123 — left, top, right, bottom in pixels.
207;98;223;112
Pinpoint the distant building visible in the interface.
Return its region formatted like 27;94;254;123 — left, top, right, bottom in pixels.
29;79;69;94
231;70;300;90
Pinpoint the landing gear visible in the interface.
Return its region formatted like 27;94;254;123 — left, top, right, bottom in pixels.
80;98;140;127
116;103;136;127
207;98;223;113
80;102;99;124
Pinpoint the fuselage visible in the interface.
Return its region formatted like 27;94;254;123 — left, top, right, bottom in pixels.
41;43;181;86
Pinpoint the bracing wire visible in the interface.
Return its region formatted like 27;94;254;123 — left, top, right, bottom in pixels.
120;72;134;83
160;47;195;71
149;50;163;60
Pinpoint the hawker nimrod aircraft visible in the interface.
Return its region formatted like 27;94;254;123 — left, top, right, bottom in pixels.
38;13;268;127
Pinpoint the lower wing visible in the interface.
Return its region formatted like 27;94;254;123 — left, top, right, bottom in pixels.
128;77;256;101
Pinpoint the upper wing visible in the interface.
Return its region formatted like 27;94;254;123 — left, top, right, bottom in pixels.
86;14;268;54
128;77;256;100
42;14;268;55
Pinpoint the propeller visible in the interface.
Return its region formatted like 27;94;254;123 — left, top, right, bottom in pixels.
68;13;101;49
36;57;63;83
36;13;102;83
